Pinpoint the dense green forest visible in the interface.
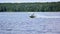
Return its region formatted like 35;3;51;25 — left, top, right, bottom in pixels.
0;2;60;12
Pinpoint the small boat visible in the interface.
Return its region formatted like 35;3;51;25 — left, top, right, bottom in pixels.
30;13;35;18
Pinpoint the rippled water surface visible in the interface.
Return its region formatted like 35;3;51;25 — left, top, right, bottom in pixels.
0;12;60;34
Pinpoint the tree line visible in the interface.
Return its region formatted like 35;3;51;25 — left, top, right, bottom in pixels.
0;2;60;12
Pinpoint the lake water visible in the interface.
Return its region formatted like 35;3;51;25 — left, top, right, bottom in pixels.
0;12;60;34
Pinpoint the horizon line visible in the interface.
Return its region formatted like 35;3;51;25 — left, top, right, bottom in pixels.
0;1;60;3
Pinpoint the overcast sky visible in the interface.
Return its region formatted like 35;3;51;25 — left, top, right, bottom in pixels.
0;0;60;3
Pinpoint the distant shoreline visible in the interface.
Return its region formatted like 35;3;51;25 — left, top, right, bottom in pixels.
0;2;60;12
